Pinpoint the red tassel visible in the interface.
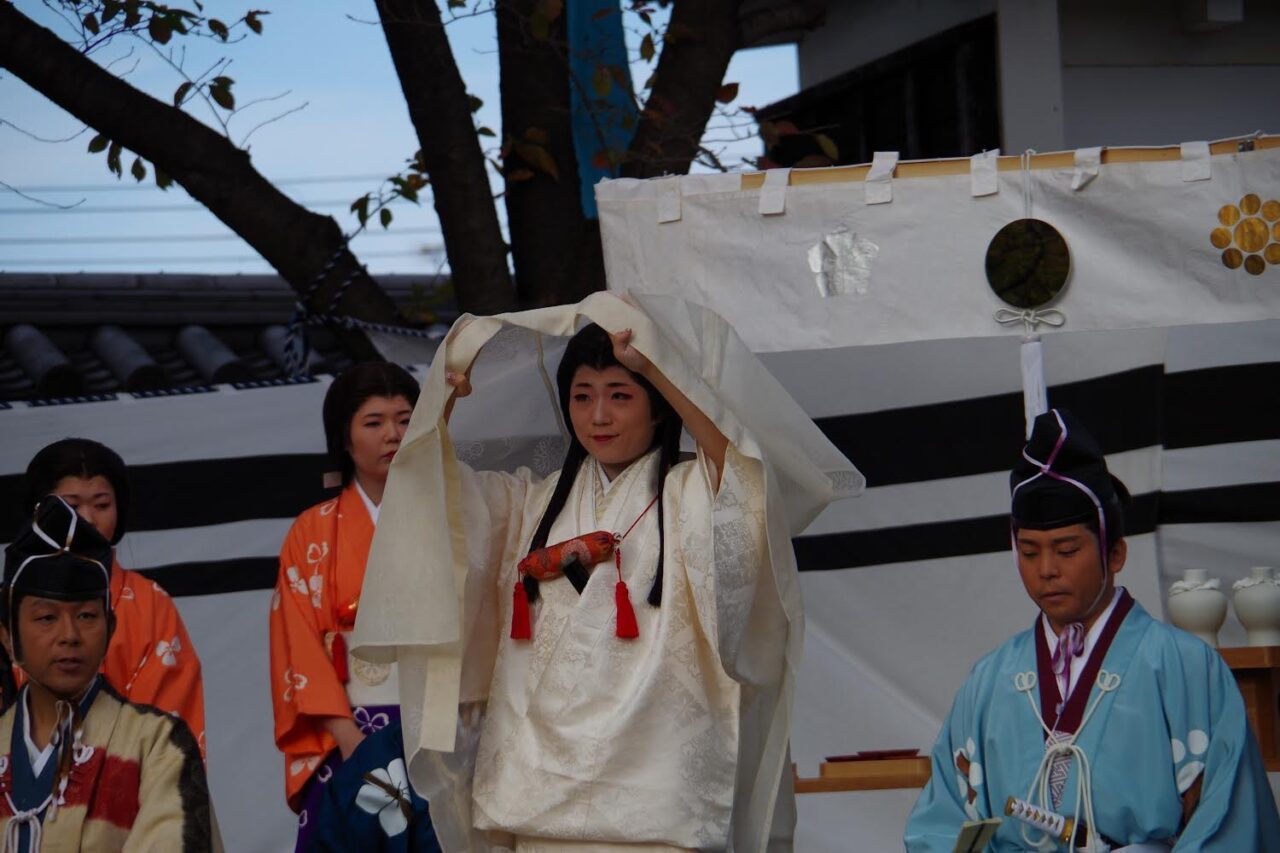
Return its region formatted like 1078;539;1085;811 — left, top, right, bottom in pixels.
331;632;350;684
615;581;639;639
511;579;532;640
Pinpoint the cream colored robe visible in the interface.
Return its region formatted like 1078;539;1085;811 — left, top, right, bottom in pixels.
353;293;863;853
463;444;762;848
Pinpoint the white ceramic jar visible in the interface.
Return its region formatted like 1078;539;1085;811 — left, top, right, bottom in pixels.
1167;568;1228;647
1232;566;1280;647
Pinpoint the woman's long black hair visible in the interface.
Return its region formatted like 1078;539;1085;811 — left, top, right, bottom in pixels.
524;324;683;606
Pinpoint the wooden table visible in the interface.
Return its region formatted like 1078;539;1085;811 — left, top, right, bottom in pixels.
794;756;931;794
1219;645;1280;772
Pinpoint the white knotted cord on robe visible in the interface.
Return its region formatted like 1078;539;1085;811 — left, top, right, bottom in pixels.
3;792;53;853
1013;669;1122;853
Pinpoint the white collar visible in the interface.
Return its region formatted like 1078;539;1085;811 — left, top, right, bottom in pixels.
353;479;380;526
21;691;56;778
1042;587;1123;703
1042;586;1123;655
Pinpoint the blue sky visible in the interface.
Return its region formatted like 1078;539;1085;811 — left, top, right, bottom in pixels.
1;1;798;275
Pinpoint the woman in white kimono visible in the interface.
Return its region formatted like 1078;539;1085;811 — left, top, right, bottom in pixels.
352;294;862;853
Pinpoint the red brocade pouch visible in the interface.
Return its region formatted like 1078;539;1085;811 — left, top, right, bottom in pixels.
518;531;616;580
512;531;632;641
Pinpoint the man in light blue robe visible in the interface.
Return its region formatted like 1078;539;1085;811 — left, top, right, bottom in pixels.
905;409;1280;852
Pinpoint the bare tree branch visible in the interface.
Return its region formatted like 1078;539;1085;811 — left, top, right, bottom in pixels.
0;2;400;357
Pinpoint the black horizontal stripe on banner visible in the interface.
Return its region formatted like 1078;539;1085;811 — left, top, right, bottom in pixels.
110;483;1277;595
0;453;331;541
794;493;1160;572
1163;362;1280;450
3;362;1276;543
1159;481;1280;525
812;366;1164;488
136;557;278;598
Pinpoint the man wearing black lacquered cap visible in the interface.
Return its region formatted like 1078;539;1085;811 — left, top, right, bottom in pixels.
0;496;218;852
906;409;1278;852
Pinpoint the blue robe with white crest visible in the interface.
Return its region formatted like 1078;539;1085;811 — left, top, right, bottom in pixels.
904;594;1279;851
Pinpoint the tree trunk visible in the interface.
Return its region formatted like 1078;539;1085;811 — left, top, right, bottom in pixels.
0;3;398;361
624;0;741;178
496;0;606;307
376;0;517;315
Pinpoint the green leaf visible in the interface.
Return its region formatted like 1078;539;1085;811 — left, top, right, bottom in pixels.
467;94;484;113
592;65;612;98
380;208;393;229
130;157;146;182
447;0;465;7
399;186;419;203
244;11;265;34
639;33;655;62
87;133;109;153
154;166;173;190
148;15;172;44
522;126;549;144
102;2;122;24
106;141;123;177
173;81;193;107
123;1;141;27
715;82;739;104
507;168;535;183
208;18;228;40
350;194;371;225
513;142;559;181
477;126;496;137
83;12;100;35
209;78;235;111
814;133;839;162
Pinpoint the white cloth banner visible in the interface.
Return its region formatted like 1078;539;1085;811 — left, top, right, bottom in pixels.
596;145;1280;352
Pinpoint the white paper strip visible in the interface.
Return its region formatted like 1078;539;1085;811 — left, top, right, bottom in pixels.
1020;338;1047;438
1071;146;1102;191
970;149;1000;197
1180;141;1212;182
759;168;791;216
865;151;899;205
656;176;682;223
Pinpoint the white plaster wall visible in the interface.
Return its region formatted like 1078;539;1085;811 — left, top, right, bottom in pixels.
795;0;995;90
1057;0;1280;148
1062;65;1280;149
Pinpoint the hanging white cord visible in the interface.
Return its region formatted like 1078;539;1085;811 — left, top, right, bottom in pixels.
1012;670;1122;852
1021;149;1037;220
3;792;52;853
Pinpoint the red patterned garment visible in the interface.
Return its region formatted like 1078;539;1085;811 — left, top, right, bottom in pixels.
0;682;216;851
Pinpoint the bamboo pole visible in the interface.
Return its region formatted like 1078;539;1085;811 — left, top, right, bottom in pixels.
738;135;1279;189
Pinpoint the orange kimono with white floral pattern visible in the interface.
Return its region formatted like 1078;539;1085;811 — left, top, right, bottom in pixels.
269;484;372;811
11;560;207;759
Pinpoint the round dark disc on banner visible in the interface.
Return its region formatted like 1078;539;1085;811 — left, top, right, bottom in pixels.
985;218;1071;309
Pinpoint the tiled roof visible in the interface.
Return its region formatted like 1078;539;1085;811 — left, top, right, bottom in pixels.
0;273;452;402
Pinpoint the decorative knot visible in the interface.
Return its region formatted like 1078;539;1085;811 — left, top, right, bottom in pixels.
994;307;1067;334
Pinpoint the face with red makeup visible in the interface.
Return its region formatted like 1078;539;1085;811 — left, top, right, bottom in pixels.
567;365;658;480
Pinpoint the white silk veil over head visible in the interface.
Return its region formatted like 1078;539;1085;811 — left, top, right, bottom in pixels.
352;292;863;851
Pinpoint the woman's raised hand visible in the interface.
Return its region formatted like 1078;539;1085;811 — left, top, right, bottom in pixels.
609;328;651;376
445;370;473;398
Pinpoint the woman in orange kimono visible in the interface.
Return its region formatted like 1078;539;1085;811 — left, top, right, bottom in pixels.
19;438;207;757
268;362;421;849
